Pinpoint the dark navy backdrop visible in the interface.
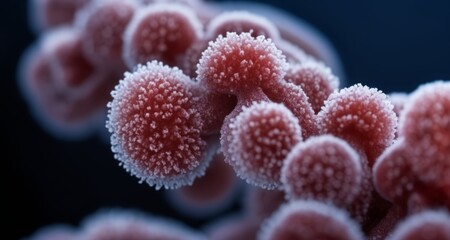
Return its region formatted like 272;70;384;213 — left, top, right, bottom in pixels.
2;0;450;239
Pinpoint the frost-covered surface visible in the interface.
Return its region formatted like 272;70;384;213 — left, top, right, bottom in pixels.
399;81;450;158
228;101;302;189
281;135;362;207
197;32;288;94
106;61;213;189
259;200;365;240
123;2;203;68
373;81;450;212
373;139;416;205
19;0;450;239
318;83;398;166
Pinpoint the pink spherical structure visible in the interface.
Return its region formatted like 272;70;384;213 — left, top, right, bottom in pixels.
281;135;363;208
79;209;206;240
259;200;364;240
398;81;450;182
206;11;280;40
318;83;397;166
387;210;450;240
123;3;203;68
284;61;339;113
18;28;118;139
227;101;302;189
196;32;287;94
76;0;137;68
106;61;214;189
373;139;417;206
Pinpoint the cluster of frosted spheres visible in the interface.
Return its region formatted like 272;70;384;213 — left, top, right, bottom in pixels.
20;0;450;239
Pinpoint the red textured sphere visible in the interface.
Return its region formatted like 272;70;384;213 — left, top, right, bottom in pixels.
197;32;287;94
106;61;209;189
373;139;417;206
399;81;450;161
318;83;397;166
228;101;302;189
281;135;362;207
123;3;203;68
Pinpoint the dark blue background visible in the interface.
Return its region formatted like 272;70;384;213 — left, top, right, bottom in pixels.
3;0;450;239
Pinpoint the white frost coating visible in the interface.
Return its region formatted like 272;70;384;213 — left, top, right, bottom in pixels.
387;210;450;240
394;81;450;184
281;134;362;206
258;200;364;240
206;10;280;40
122;2;204;69
25;224;77;240
106;60;212;189
79;208;207;240
399;80;450;140
196;32;288;93
317;83;397;158
228;101;302;190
